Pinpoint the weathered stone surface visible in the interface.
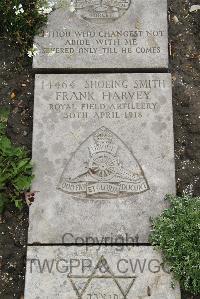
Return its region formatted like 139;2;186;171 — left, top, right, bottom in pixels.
33;0;168;69
29;73;175;244
24;246;181;299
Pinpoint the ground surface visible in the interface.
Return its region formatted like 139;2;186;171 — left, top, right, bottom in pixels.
0;0;200;298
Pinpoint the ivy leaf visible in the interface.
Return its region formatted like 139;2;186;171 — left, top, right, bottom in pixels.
13;199;23;210
13;175;33;192
0;136;12;153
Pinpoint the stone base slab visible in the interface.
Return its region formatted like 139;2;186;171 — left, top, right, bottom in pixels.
25;246;181;299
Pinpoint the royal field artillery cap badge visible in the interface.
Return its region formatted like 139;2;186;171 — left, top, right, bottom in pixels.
58;127;149;198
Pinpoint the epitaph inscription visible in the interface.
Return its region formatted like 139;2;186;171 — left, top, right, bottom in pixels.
29;73;175;243
33;0;168;69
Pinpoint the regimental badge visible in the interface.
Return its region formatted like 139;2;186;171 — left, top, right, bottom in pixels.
72;0;131;24
58;127;149;198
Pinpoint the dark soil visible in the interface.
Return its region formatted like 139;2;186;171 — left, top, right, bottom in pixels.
0;44;34;299
0;0;200;298
169;0;200;199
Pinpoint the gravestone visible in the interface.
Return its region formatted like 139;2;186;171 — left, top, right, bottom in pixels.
33;0;168;69
28;73;175;244
25;246;181;298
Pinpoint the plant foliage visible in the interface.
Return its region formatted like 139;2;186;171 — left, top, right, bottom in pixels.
0;108;33;213
0;0;47;56
150;194;200;294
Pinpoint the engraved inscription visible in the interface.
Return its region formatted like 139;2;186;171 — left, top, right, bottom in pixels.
58;127;149;198
40;29;164;58
68;256;136;298
44;78;165;121
73;0;131;24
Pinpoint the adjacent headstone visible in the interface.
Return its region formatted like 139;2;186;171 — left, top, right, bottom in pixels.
33;0;168;69
25;246;181;298
29;73;175;244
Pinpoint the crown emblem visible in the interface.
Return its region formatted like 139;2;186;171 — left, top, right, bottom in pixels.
94;127;113;144
89;127;118;156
